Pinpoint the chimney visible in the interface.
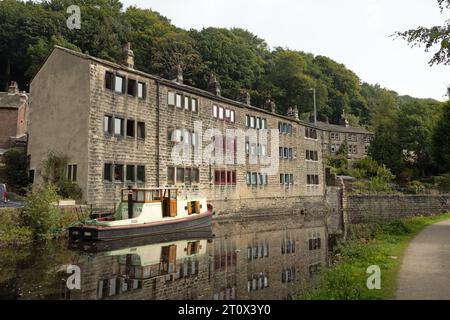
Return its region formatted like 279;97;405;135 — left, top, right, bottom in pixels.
170;64;183;84
122;42;135;69
339;110;349;127
264;98;276;113
8;81;19;95
286;106;299;120
237;90;251;105
208;74;221;96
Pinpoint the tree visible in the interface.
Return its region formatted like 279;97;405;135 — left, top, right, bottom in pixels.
0;148;29;194
395;0;450;65
433;102;450;172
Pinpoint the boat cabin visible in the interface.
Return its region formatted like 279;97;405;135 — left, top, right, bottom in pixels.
118;187;206;221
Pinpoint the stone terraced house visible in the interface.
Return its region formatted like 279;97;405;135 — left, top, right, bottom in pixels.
27;44;373;215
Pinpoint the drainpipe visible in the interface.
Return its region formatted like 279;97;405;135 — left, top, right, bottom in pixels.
156;81;161;187
127;185;133;218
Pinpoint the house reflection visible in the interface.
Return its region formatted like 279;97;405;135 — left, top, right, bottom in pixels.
66;219;327;300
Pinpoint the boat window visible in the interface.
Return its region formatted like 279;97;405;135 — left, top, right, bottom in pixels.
152;190;161;201
169;189;177;200
122;192;128;202
145;191;152;202
137;191;145;202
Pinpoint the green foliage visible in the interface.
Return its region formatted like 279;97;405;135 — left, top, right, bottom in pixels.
327;154;348;172
436;173;450;191
41;151;82;199
395;0;450;66
368;165;395;193
21;183;61;240
300;213;450;300
0;148;29;194
353;156;379;178
406;181;426;194
433;102;450;172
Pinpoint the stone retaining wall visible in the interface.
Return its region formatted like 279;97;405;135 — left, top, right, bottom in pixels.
345;194;450;224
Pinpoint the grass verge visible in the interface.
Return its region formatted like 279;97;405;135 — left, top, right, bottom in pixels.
300;213;450;300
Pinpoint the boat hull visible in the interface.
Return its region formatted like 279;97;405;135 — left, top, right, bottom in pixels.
69;228;214;253
69;211;213;241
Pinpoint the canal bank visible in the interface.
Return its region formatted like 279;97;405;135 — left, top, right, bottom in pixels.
300;213;450;300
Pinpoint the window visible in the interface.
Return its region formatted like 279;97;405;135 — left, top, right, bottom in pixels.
230;110;235;123
184;96;190;111
137;122;145;139
256;117;261;129
126;165;135;182
114;75;125;93
192;168;200;183
137;166;145;182
114;118;124;136
176;93;182;108
29;169;35;184
170;128;182;143
218;106;224;120
126;119;135;138
176;167;184;183
127;79;137;96
191;98;198;113
67;164;77;182
104;115;113;134
104;164;112;182
364;145;369;154
307;174;319;185
262;119;267;130
246;115;250;127
137;82;145;99
306;150;318;161
251;172;257;186
114;164;124;182
213;105;218;118
221;168;236;185
168;92;175;106
105;71;114;90
167;167;175;185
185;168;192;185
250;116;255;128
305;127;317;139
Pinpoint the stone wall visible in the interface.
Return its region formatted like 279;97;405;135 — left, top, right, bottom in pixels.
345;194;450;224
0;108;18;149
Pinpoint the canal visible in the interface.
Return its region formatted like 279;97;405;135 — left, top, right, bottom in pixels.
0;215;327;300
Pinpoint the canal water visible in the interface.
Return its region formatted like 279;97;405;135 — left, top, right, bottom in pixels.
0;215;327;300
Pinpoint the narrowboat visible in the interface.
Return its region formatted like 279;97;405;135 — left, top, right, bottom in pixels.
69;187;213;241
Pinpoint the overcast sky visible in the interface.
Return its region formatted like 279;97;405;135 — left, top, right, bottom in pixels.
122;0;449;101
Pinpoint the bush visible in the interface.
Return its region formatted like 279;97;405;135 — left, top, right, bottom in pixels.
436;173;450;192
21;183;61;240
328;154;348;171
0;208;33;245
41;151;82;200
0;148;29;194
354;157;379;178
406;180;426;194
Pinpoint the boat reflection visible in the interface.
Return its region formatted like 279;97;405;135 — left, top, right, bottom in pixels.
64;218;327;300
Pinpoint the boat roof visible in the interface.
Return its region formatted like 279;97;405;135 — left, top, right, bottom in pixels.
123;187;179;191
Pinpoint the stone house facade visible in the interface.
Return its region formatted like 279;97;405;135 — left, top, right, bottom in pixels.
28;45;372;215
0;82;28;154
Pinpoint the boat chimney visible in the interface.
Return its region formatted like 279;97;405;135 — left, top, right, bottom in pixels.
127;186;134;218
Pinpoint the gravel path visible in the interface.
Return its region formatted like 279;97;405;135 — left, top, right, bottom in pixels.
396;219;450;300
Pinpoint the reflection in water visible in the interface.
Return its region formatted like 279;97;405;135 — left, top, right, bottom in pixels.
0;216;327;300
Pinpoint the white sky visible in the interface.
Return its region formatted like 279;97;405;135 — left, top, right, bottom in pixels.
123;0;449;101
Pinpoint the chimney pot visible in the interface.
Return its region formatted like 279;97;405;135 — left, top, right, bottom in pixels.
8;81;19;95
264;98;276;113
237;90;251;105
170;65;183;84
122;42;135;69
208;74;221;96
287;106;299;120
